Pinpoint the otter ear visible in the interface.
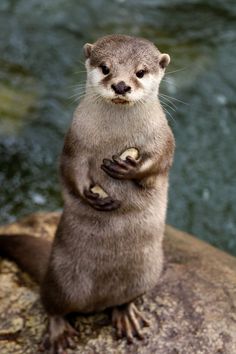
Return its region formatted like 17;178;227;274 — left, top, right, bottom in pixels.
83;43;93;58
159;53;170;69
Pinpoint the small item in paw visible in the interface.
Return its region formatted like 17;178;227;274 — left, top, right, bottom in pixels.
91;184;109;199
84;187;120;211
120;147;139;161
101;148;140;180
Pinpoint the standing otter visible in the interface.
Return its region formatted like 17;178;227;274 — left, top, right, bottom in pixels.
0;35;175;353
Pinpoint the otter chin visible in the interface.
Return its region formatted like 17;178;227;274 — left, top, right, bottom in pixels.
111;97;130;104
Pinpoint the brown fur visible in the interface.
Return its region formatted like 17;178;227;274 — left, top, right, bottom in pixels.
0;35;175;352
89;35;161;72
0;234;51;283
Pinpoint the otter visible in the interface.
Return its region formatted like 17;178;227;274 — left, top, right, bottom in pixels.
0;34;175;353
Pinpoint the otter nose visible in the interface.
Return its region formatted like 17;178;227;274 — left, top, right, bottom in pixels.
111;81;131;95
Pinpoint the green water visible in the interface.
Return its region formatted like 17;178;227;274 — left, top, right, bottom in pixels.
0;0;235;255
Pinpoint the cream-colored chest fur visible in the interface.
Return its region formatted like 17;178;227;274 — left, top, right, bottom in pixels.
73;97;167;156
67;97;170;207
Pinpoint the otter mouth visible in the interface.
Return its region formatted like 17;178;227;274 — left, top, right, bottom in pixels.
111;97;130;104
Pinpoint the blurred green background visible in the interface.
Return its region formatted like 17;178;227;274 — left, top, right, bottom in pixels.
0;0;235;255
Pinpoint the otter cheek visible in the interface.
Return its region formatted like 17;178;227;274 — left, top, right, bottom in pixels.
128;88;145;103
89;68;103;87
142;75;154;93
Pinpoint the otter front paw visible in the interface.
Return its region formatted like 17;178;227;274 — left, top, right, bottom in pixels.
101;153;141;180
84;186;120;211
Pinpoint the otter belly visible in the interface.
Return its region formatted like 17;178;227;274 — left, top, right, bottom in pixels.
55;198;165;313
87;238;164;313
73;234;163;313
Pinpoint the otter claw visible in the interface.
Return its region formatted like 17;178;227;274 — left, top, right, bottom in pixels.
39;317;78;354
101;155;140;180
84;188;120;211
112;303;150;342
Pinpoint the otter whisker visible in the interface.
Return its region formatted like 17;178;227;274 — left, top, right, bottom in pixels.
69;83;104;102
166;67;188;75
74;70;87;74
162;79;178;87
160;92;188;106
69;92;86;101
160;99;176;113
162;106;176;124
70;84;87;90
69;90;100;104
159;94;178;110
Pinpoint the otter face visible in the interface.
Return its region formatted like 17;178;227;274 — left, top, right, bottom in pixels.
83;35;170;106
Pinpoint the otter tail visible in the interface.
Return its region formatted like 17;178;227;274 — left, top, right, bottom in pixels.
0;234;51;283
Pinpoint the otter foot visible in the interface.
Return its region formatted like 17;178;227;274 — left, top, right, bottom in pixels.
112;303;150;343
84;187;120;211
101;154;141;180
39;316;78;354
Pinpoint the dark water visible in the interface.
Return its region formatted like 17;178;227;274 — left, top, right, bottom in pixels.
0;0;235;255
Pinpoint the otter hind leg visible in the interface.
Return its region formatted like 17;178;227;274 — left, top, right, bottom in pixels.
112;302;150;343
39;316;78;354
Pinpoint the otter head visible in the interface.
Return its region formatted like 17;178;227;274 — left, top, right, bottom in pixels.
83;35;170;106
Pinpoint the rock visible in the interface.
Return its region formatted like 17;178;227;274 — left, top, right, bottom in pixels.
0;212;235;353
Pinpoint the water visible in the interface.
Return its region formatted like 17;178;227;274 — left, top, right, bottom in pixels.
0;0;235;255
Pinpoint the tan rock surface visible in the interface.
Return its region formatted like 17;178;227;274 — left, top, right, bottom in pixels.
0;212;235;353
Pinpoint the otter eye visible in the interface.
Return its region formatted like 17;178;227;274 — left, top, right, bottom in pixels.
136;70;145;78
100;65;110;75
